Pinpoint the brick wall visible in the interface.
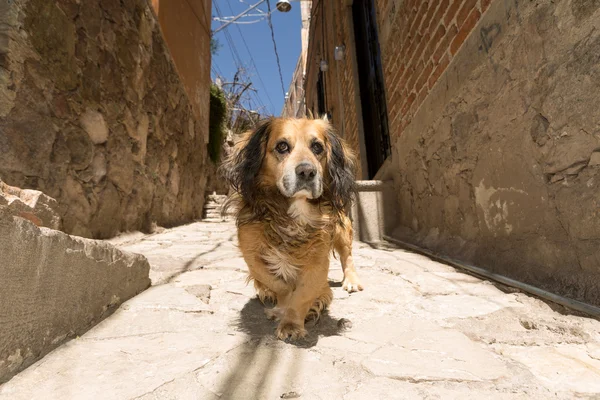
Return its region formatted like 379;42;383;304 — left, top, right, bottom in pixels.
305;1;364;178
377;0;491;140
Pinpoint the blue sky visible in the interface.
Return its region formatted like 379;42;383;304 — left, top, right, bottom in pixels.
211;0;302;116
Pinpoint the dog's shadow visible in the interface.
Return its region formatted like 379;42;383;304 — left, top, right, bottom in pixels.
235;286;351;348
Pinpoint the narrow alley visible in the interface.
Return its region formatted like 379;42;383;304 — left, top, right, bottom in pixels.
2;0;600;398
1;220;599;399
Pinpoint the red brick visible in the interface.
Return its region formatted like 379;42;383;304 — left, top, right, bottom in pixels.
404;2;419;35
407;60;425;90
482;0;492;12
398;67;411;91
400;92;417;116
415;86;429;110
390;65;406;90
432;0;450;27
456;0;478;28
400;117;411;133
424;24;446;63
412;32;431;65
450;8;481;54
428;53;450;89
405;33;423;65
409;1;430;34
420;0;441;33
415;61;434;92
433;24;458;63
444;0;462;26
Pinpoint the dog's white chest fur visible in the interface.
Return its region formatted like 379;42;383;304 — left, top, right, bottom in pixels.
261;199;318;283
262;248;298;282
287;198;317;226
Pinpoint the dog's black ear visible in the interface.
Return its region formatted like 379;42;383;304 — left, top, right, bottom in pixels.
325;127;357;213
222;119;272;205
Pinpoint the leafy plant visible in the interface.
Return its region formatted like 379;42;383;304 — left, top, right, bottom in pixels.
210;36;220;55
208;84;227;163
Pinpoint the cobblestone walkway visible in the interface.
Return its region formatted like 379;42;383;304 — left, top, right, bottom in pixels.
2;221;600;399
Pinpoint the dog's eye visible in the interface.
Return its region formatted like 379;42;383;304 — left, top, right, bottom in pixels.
311;142;324;155
275;141;290;154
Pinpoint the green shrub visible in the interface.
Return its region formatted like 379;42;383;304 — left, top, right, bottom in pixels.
208;84;227;163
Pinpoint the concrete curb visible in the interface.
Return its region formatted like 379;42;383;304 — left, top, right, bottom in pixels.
0;211;151;383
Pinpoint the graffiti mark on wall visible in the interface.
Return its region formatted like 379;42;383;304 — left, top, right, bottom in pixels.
480;23;502;53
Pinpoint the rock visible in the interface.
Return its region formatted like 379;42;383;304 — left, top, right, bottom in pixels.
80;109;109;145
589;151;600;166
0;208;150;383
90;151;107;183
0;180;61;230
185;284;212;304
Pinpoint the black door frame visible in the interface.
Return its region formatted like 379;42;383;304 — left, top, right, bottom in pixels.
352;0;391;179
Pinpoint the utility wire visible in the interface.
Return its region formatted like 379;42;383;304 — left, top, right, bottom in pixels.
226;0;275;115
265;0;287;100
214;2;244;67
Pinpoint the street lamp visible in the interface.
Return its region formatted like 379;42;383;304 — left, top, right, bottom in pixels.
276;0;292;12
214;0;298;33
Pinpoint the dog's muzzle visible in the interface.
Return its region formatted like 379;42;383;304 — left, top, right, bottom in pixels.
279;162;323;198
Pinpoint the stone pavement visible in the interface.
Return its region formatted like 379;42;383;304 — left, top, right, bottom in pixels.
1;221;600;399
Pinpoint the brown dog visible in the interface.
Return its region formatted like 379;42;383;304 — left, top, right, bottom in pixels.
222;117;363;340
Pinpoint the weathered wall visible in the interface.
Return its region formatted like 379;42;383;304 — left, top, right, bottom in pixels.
0;0;210;238
391;0;600;306
305;0;600;306
150;0;211;127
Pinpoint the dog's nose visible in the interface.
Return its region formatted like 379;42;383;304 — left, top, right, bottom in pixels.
296;162;317;181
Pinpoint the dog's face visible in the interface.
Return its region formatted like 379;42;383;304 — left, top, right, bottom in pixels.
262;118;328;199
224;117;356;212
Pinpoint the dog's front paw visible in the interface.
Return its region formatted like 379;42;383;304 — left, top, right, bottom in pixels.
342;273;364;293
276;320;307;341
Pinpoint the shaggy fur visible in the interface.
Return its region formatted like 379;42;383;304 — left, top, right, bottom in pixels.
222;117;363;340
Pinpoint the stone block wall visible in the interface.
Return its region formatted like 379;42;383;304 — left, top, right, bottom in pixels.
0;0;211;238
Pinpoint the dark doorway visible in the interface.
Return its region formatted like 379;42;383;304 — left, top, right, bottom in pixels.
353;0;391;179
316;70;326;117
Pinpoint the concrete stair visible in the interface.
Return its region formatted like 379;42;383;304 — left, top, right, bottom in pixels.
202;192;230;221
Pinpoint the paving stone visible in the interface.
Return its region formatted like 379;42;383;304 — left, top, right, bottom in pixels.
344;377;540;400
362;328;509;382
407;293;523;319
1;221;599;399
498;345;600;394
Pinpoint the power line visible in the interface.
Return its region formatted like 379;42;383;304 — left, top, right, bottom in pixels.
226;0;276;115
214;2;244;67
265;0;286;100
